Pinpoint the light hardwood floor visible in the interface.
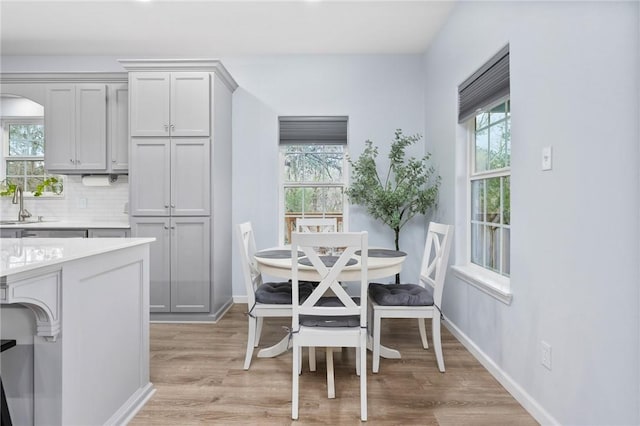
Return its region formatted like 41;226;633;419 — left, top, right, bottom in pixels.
131;304;537;425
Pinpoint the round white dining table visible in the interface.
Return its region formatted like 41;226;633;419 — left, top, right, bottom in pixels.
254;247;407;359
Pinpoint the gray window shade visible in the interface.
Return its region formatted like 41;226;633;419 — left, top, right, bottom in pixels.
458;45;510;123
279;116;348;145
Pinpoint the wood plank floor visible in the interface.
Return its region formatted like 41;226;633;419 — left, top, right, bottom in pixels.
131;304;537;425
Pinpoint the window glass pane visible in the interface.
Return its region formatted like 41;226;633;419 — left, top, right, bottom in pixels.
6;160;24;175
474;127;488;173
285;187;303;213
8;124;44;156
503;176;510;225
502;228;511;276
485;225;500;272
26;177;43;193
324;187;344;213
486;177;501;223
32;161;45;175
489;103;506;123
471;223;484;266
489;121;508;170
471;180;484;221
476;112;489;129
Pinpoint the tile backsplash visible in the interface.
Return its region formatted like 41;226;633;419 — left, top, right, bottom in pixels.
0;175;129;222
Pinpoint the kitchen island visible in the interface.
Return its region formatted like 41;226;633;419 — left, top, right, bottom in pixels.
0;237;154;425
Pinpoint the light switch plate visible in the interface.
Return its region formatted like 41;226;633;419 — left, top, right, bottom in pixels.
542;146;552;171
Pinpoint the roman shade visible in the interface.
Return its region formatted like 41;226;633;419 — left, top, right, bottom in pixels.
458;45;510;123
279;116;348;145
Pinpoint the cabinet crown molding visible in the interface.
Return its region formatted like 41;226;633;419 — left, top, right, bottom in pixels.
118;59;238;92
0;72;128;84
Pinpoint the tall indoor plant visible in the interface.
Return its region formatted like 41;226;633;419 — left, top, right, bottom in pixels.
346;129;440;283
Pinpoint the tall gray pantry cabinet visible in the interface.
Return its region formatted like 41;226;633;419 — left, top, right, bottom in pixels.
121;59;237;321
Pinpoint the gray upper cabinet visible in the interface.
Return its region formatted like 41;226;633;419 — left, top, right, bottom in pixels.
129;72;210;137
45;84;107;172
44;81;129;174
108;84;129;172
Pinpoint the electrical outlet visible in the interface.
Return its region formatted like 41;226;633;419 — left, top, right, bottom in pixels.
541;341;552;370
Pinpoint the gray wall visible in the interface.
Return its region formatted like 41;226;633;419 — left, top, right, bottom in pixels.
223;55;429;297
423;1;639;424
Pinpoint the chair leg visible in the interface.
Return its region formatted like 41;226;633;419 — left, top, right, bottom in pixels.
432;316;445;372
418;318;429;349
360;330;368;421
255;317;264;347
326;347;335;399
309;347;316;372
372;310;382;373
355;347;360;376
244;316;257;370
292;342;299;419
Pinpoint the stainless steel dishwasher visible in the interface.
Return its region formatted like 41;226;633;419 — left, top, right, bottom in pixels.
20;229;88;238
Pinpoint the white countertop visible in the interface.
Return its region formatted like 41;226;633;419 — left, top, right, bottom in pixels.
0;237;154;277
0;220;130;229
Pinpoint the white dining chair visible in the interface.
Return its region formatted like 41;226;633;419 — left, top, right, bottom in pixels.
295;217;338;233
291;231;368;421
294;217;338;371
236;222;315;370
368;222;453;373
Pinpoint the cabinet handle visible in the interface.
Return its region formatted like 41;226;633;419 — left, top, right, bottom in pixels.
112;159;116;163
164;124;169;132
170;226;175;230
76;160;81;165
170;204;176;208
70;158;74;164
170;124;175;130
163;226;169;230
164;204;169;208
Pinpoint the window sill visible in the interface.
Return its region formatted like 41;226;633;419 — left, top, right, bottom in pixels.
451;264;513;305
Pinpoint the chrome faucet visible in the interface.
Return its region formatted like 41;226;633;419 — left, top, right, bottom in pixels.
12;185;32;222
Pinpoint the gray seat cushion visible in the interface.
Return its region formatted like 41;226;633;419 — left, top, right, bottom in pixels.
300;296;361;327
368;283;434;306
255;281;314;304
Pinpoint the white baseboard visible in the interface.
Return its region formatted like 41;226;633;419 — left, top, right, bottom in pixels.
444;317;559;426
233;295;248;304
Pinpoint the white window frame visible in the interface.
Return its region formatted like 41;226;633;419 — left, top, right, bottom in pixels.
452;97;512;305
1;117;63;198
278;144;349;246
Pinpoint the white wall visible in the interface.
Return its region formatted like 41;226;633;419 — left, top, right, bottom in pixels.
423;1;639;424
223;55;428;297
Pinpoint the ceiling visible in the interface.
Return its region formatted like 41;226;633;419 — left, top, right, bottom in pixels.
0;0;456;56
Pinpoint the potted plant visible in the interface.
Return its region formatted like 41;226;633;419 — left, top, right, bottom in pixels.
0;176;62;197
346;129;440;283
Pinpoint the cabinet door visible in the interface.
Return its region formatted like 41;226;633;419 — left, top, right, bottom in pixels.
130;72;170;136
109;84;129;172
170;73;210;137
75;84;107;170
45;85;76;170
131;217;171;313
130;138;170;216
171;138;210;216
170;217;210;312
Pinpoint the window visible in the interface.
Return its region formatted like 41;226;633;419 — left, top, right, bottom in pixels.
453;45;511;304
1;118;63;196
279;116;348;244
470;99;510;276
